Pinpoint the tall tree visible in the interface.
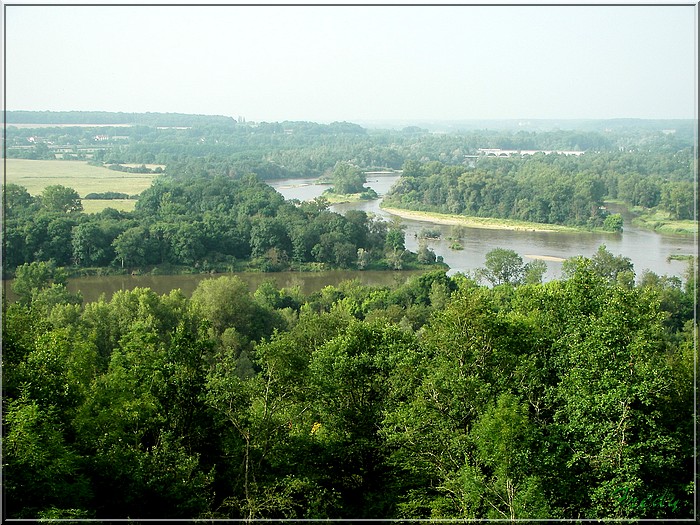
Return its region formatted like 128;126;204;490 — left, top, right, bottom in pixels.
40;185;83;214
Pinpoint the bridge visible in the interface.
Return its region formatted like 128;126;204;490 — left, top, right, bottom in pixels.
477;148;584;157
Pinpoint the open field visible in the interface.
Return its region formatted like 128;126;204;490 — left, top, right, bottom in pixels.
5;159;158;203
381;206;584;233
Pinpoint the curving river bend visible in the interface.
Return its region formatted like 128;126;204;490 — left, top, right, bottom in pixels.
269;174;697;282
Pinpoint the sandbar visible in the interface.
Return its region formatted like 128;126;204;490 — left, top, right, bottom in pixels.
381;207;577;233
524;254;567;262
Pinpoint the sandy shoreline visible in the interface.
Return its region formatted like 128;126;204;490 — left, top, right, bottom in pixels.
381;206;574;233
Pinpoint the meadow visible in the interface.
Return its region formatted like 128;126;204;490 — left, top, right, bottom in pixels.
5;159;158;212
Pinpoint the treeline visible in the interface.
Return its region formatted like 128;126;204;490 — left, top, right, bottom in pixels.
8;113;695;182
383;148;695;228
83;192;135;200
6;110;237;127
384;157;618;229
4;175;438;274
3;249;695;520
103;163;163;174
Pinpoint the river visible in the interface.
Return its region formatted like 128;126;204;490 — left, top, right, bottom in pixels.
268;173;697;282
6;174;693;303
46;269;426;304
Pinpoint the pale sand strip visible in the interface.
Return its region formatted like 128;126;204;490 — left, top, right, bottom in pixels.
524;254;567;262
381;207;575;233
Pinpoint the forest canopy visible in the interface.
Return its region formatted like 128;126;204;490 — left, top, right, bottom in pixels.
3;175;440;274
2;251;696;520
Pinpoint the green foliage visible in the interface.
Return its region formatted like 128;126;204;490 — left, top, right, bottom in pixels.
478;247;526;286
603;212;624;232
11;260;74;306
383;151;694;231
330;162;367;195
470;394;550;519
3;252;694;519
4;395;92;518
190;275;279;343
5;113;694;518
40;184;83;214
5;175;424;273
523;258;548;284
4;183;38;218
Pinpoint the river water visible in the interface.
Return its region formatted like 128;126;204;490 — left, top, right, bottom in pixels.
269;174;697;282
40;269;424;304
5;174;693;304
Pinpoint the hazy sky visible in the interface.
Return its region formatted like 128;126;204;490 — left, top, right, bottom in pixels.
4;2;698;122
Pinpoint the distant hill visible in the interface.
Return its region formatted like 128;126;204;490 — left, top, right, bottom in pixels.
355;118;697;135
5;110;237;128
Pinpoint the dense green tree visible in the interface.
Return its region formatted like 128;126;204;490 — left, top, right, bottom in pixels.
523;258;548;284
190;275;278;343
660;181;695;220
4;183;37;218
590;244;635;285
3;395;92;518
550;260;690;518
11;261;69;305
307;321;418;517
111;226;163;268
602;213;624;232
468;394;550;519
73;320;212;518
71;220;124;267
40;185;83;214
478;248;526;286
330;162;367;194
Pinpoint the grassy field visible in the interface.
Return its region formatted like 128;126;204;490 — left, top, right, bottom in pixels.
5;159;158;205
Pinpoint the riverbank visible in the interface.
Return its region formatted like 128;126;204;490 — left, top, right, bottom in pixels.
380;206;586;233
3;268;433;304
605;200;697;236
631;213;697;236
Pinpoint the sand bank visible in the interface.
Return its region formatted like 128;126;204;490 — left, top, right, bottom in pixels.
381;207;578;233
524;254;567;262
